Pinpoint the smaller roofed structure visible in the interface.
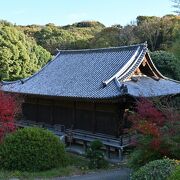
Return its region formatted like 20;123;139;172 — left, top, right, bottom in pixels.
2;43;180;99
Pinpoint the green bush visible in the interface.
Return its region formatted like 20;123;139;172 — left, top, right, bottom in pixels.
86;140;108;169
131;159;177;180
0;127;67;171
128;147;161;170
168;165;180;180
150;51;180;80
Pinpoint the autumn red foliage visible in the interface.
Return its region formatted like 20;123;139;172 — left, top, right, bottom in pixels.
128;97;180;159
0;89;22;142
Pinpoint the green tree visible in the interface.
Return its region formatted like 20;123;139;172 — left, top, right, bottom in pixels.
34;25;101;54
0;24;51;81
171;37;180;66
135;17;162;51
136;16;158;25
135;15;180;51
90;27;121;48
118;25;140;45
151;51;180;80
71;21;105;28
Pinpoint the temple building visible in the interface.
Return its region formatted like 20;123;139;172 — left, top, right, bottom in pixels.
2;43;180;137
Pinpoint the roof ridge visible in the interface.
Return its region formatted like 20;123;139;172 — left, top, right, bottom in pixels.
119;46;147;81
59;43;147;54
102;45;147;86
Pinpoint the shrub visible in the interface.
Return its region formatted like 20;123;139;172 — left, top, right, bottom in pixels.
150;51;180;80
128;98;180;169
0;127;67;171
128;148;161;170
131;159;177;180
86;140;108;169
168;165;180;180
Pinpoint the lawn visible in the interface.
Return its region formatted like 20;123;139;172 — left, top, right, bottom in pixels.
0;153;90;179
0;153;121;180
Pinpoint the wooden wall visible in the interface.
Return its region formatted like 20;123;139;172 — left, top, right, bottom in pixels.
22;97;126;136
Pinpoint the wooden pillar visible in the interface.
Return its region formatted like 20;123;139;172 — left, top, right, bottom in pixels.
106;146;111;158
83;141;88;151
118;148;123;161
50;100;54;125
93;103;96;134
116;101;126;137
73;101;76;129
36;98;39;123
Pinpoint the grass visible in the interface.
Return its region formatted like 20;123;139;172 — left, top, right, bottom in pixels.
0;153;90;180
0;153;124;179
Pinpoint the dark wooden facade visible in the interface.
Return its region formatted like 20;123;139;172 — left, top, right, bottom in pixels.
22;96;130;137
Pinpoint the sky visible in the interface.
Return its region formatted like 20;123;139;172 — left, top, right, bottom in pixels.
0;0;175;27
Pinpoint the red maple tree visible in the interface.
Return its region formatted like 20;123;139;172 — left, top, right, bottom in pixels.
0;88;22;142
128;97;180;158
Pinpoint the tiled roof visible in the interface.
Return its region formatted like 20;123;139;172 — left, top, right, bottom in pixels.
124;76;180;97
2;43;180;100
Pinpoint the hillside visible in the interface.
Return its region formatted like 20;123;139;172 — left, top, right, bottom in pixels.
0;15;180;81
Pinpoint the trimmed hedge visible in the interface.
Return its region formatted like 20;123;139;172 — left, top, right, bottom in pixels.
0;127;67;171
131;159;177;180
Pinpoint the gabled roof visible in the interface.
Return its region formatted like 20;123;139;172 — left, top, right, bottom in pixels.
2;43;180;100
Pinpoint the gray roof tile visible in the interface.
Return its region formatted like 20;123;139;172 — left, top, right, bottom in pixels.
2;43;180;99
